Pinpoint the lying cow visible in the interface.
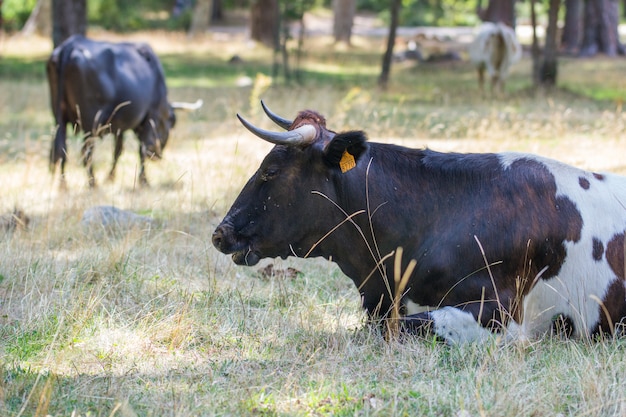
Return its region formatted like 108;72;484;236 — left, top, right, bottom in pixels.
46;35;201;188
213;102;626;344
469;22;522;95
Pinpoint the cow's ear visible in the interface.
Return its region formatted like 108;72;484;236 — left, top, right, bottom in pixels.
323;130;368;172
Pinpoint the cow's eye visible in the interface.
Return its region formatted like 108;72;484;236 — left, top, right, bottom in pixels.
261;168;279;182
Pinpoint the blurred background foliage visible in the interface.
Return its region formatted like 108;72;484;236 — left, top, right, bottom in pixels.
0;0;534;33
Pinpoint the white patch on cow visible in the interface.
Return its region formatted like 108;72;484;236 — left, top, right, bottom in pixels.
431;307;494;344
79;48;92;59
499;152;626;337
404;299;435;315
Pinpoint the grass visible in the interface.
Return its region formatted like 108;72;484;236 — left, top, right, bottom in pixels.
1;27;626;416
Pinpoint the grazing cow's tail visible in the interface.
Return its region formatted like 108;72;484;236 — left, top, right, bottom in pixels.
46;38;75;173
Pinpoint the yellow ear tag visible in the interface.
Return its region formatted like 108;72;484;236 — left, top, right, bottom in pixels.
339;150;356;173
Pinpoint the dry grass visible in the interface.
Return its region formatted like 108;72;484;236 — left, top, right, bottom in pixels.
1;30;626;416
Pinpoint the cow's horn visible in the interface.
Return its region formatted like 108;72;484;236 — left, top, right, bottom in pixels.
261;100;292;130
171;99;203;111
237;114;317;146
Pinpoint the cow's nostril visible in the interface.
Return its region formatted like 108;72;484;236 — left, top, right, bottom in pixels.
212;228;224;249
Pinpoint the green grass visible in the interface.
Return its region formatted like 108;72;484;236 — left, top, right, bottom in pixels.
1;30;626;416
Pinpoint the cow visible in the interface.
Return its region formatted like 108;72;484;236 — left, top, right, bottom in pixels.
46;35;201;188
468;22;522;95
212;102;626;344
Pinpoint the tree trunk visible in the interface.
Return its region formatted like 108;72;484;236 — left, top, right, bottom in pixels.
561;0;582;54
540;0;560;87
477;0;516;27
22;0;52;36
333;0;356;45
580;0;624;56
530;0;541;87
189;0;212;35
212;0;223;22
378;0;401;89
250;0;279;48
52;0;86;48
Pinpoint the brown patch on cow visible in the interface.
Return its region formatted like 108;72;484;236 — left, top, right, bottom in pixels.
593;278;626;336
579;176;590;190
500;158;583;281
593;173;605;181
592;238;604;261
606;232;625;279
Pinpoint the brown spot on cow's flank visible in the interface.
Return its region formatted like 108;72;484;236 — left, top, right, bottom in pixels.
606;232;626;280
593;173;605;181
579;177;590;190
592;238;604;261
594;278;626;336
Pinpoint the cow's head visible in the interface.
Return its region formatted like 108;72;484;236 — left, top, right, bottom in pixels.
212;102;368;266
137;99;176;160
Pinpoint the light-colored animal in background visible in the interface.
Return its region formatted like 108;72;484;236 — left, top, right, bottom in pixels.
469;22;522;95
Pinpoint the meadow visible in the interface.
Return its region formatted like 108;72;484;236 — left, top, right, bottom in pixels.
1;26;626;416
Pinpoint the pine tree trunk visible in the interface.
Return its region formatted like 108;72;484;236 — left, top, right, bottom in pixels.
561;0;582;54
250;0;279;48
333;0;356;45
580;0;624;56
540;0;560;87
189;0;212;35
530;0;541;87
52;0;86;48
477;0;516;27
378;0;401;89
211;0;223;22
22;0;52;36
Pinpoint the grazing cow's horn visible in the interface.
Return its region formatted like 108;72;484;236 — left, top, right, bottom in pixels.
261;100;292;130
237;114;317;146
171;99;203;111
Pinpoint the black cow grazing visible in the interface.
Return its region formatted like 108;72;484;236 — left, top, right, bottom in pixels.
213;102;626;344
47;35;201;188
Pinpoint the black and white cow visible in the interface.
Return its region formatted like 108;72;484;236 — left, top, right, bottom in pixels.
212;102;626;344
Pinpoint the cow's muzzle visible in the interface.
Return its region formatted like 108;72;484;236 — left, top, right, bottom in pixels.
148;140;163;159
212;223;261;266
141;141;163;160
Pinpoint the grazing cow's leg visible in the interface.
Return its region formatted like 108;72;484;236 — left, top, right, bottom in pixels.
81;136;96;188
108;133;124;182
138;144;149;187
477;64;485;92
490;74;501;96
50;122;68;190
401;305;502;344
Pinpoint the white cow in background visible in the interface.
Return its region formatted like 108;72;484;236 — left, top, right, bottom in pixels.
469;22;522;95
